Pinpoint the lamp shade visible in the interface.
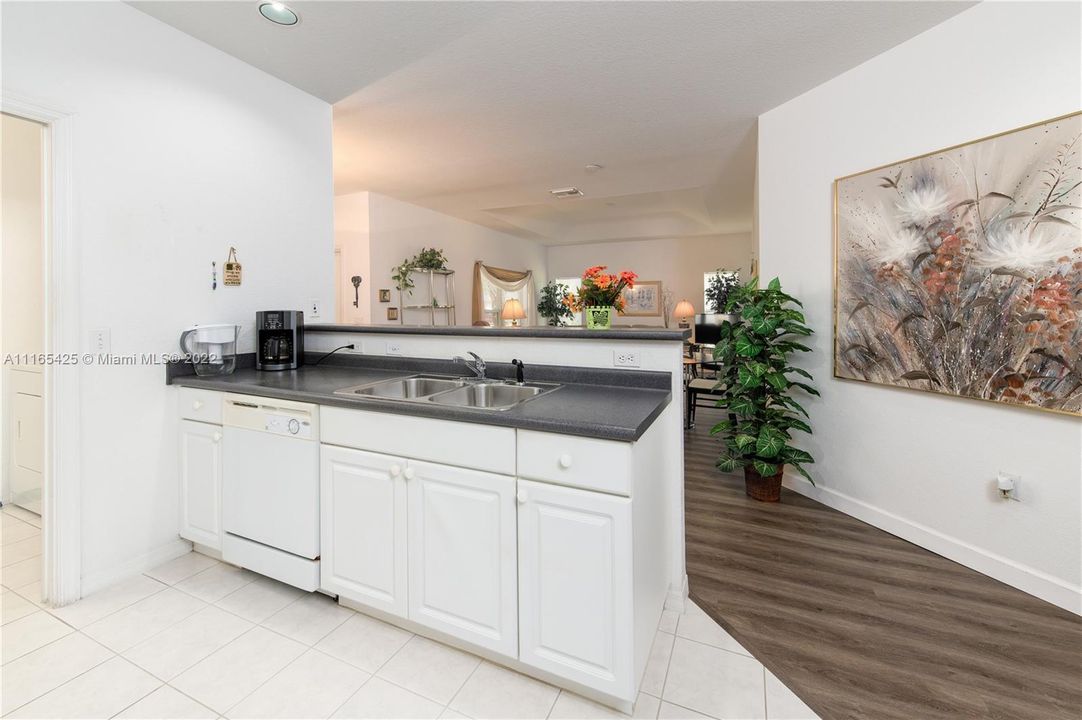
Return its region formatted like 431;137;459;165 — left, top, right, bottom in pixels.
674;300;695;320
501;298;526;325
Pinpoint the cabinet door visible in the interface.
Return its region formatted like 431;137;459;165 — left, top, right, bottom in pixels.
179;419;223;550
517;479;634;700
407;460;517;656
320;445;408;617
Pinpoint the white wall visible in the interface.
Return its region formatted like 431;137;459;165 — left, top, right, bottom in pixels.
546;234;754;326
758;1;1082;612
334;191;371;324
366;193;547;325
2;2;333;593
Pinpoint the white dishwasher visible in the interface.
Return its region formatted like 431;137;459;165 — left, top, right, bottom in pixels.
222;393;320;591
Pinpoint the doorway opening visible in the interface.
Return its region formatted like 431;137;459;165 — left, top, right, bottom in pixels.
1;111;47;599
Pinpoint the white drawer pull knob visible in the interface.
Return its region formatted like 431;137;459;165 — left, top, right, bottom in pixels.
390;464;402;477
558;454;573;469
403;467;416;481
517;489;528;504
212;432;222;443
193;400;204;410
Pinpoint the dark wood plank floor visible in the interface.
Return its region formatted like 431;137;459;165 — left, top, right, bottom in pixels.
684;406;1082;720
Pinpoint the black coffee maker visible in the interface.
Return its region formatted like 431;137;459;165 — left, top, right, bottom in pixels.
256;310;304;370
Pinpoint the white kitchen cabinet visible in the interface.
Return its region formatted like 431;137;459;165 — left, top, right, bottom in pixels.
179;418;223;550
320;445;408;618
517;479;634;700
407;459;518;657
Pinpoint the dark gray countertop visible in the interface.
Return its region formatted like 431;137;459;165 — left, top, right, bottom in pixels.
169;358;671;442
306;323;690;341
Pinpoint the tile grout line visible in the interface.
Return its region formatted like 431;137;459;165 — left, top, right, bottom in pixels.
2;629;119;716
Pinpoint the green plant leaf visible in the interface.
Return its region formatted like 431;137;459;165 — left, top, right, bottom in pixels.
792;381;820;396
716;455;741;473
781;447;814;464
727;396;756;415
756;428;786;458
782;417;812;434
790;463;815;486
785;366;814;381
768;277;781;291
765;372;789;391
734;434;757;451
752;460;780;477
735;337;761;357
736;367;762;390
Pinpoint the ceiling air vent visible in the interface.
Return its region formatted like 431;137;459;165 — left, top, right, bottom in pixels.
550;187;584;199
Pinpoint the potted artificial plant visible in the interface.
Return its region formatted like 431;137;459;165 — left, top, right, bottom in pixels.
704;269;740;317
569;265;637;330
538;280;575;326
391;247;449;295
712;277;818;502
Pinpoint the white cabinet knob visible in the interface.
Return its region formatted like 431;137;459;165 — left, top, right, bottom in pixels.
390;464;402;477
212;431;222;443
403;467;416;481
558;454;573;469
193;400;204;410
517;489;528;504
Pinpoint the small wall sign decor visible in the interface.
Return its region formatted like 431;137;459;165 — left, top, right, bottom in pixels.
620;280;662;316
834;111;1081;416
387;307;399;321
379;289;391;302
223;247;242;286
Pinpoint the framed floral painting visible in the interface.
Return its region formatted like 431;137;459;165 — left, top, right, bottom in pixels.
834;112;1082;416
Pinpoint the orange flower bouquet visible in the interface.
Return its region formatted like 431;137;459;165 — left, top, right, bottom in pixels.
566;266;638;329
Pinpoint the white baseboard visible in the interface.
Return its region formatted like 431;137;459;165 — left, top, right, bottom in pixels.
665;574;689;612
782;474;1082;616
79;538;193;600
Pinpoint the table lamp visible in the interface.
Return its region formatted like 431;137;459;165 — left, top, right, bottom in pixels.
501;298;526;327
674;299;695;329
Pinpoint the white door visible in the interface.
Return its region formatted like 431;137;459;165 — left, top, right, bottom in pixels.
320;445;408;617
407;460;517;656
11;391;44;512
517;479;634;700
179;420;223;550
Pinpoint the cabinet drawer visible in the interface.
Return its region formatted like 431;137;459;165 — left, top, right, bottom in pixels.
178;387;223;424
517;430;632;496
321;407;515;475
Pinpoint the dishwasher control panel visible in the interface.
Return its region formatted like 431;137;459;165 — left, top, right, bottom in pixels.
265;412;313;439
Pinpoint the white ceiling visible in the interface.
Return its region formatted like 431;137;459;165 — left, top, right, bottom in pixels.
132;1;974;245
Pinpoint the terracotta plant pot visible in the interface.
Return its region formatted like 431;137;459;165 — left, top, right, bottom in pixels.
744;466;783;502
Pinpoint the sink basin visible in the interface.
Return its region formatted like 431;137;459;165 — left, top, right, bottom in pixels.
427;383;550;410
335;376;465;399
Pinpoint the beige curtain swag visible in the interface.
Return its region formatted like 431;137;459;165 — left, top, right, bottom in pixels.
472;261;535;325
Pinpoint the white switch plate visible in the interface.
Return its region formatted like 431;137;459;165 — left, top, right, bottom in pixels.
997;471;1022;501
386;341;403;356
308;298;322;320
89;328;110;354
613;349;640;368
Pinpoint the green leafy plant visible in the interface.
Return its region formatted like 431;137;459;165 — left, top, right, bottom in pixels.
391;247;448;293
704;270;740;313
537;281;575;326
712;277;819;483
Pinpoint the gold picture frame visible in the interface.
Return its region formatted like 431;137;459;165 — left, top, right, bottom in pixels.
833;110;1082;417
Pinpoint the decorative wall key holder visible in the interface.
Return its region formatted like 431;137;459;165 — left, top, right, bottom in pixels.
223;247;242;286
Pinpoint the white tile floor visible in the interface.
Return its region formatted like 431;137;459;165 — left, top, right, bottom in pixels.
2;530;819;719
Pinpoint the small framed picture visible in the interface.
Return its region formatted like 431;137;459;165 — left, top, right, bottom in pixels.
387;307;399;321
379;289;391;302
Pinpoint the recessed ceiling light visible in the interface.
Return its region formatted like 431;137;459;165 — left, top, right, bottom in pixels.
259;2;299;26
584;164;603;173
550;187;584;199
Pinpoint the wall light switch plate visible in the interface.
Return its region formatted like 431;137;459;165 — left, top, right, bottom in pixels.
613;349;640;368
386;341;403;356
89;328;110;354
308;298;322;320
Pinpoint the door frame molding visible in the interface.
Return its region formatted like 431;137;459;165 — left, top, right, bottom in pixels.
2;92;82;606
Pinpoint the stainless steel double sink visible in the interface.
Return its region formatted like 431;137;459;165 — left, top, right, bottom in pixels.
333;375;558;411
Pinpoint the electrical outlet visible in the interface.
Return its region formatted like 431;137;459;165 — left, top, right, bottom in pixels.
997;471;1022;501
308;298;322;320
89;328;111;354
613;349;640;368
386;341;402;356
